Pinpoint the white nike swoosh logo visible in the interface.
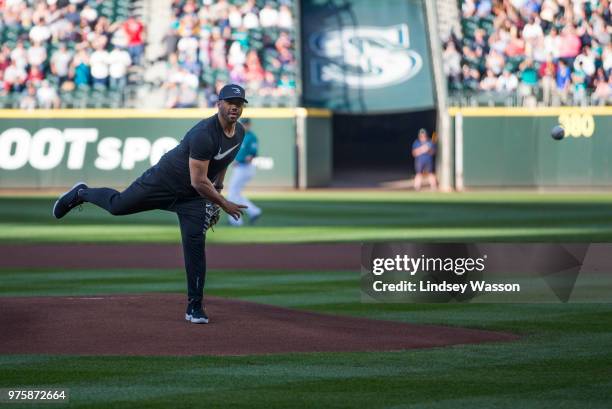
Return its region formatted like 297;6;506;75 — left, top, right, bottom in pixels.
214;144;240;160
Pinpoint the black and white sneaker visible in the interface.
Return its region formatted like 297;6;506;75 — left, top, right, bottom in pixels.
185;301;209;324
52;182;88;219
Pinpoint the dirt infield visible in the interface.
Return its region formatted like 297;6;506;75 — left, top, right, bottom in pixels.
0;243;359;271
0;294;517;356
0;244;519;356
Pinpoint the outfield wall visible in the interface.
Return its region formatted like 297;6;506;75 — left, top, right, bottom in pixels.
449;107;612;189
0;108;332;189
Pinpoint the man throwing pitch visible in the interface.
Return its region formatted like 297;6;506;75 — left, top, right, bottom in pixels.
52;84;249;324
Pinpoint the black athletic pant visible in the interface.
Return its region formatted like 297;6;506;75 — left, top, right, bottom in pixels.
79;166;209;303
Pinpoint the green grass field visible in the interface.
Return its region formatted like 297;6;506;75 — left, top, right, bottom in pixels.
1;191;612;242
1;191;611;408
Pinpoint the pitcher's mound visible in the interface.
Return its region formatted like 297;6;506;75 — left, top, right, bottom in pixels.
0;294;517;355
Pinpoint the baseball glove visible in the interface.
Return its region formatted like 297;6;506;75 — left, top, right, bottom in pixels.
203;201;221;232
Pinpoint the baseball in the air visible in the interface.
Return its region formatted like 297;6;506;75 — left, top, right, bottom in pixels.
551;125;565;140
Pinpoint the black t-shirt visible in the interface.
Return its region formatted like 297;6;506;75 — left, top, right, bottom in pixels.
156;114;245;197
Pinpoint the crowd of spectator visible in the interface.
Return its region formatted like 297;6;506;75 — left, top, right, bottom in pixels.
0;0;145;109
161;0;297;108
1;0;298;109
443;0;612;106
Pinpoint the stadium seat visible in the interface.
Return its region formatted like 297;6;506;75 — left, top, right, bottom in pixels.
92;83;107;92
0;94;11;109
3;26;21;43
59;89;75;108
73;85;90;107
264;27;280;40
277;95;292;107
505;56;524;72
107;91;123;108
246;94;261;106
247;29;264;49
100;3;115;19
479;18;494;35
87;91;107;108
8;93;20;108
461;18;478;40
214;69;229;83
201;71;216;86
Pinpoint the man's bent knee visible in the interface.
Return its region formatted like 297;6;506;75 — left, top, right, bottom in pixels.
109;202;130;216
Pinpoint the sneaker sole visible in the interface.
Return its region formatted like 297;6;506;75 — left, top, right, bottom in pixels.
185;313;209;324
52;181;87;219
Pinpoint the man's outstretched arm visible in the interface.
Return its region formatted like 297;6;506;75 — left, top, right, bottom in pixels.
189;158;245;219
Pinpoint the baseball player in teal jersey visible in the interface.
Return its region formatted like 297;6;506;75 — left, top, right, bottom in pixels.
227;118;262;226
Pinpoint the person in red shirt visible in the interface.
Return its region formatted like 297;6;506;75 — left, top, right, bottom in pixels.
559;26;582;60
123;15;146;65
505;26;525;57
0;52;9;73
27;65;45;85
538;55;556;106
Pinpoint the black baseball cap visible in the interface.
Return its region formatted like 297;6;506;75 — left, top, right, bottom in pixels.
218;84;248;103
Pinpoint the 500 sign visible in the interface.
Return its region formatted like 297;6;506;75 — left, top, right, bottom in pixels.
0;128;179;171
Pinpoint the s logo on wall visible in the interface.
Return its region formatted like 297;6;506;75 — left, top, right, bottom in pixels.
300;0;435;113
308;24;423;89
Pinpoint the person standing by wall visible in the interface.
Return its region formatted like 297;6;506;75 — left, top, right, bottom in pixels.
227;118;262;226
412;128;437;191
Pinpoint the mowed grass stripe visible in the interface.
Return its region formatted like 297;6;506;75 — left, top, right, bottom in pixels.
0;269;357;300
2;192;612;243
3;224;612;243
4;201;612;227
0;332;611;409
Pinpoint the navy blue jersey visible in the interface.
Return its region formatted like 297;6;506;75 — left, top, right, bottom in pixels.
412;139;435;161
